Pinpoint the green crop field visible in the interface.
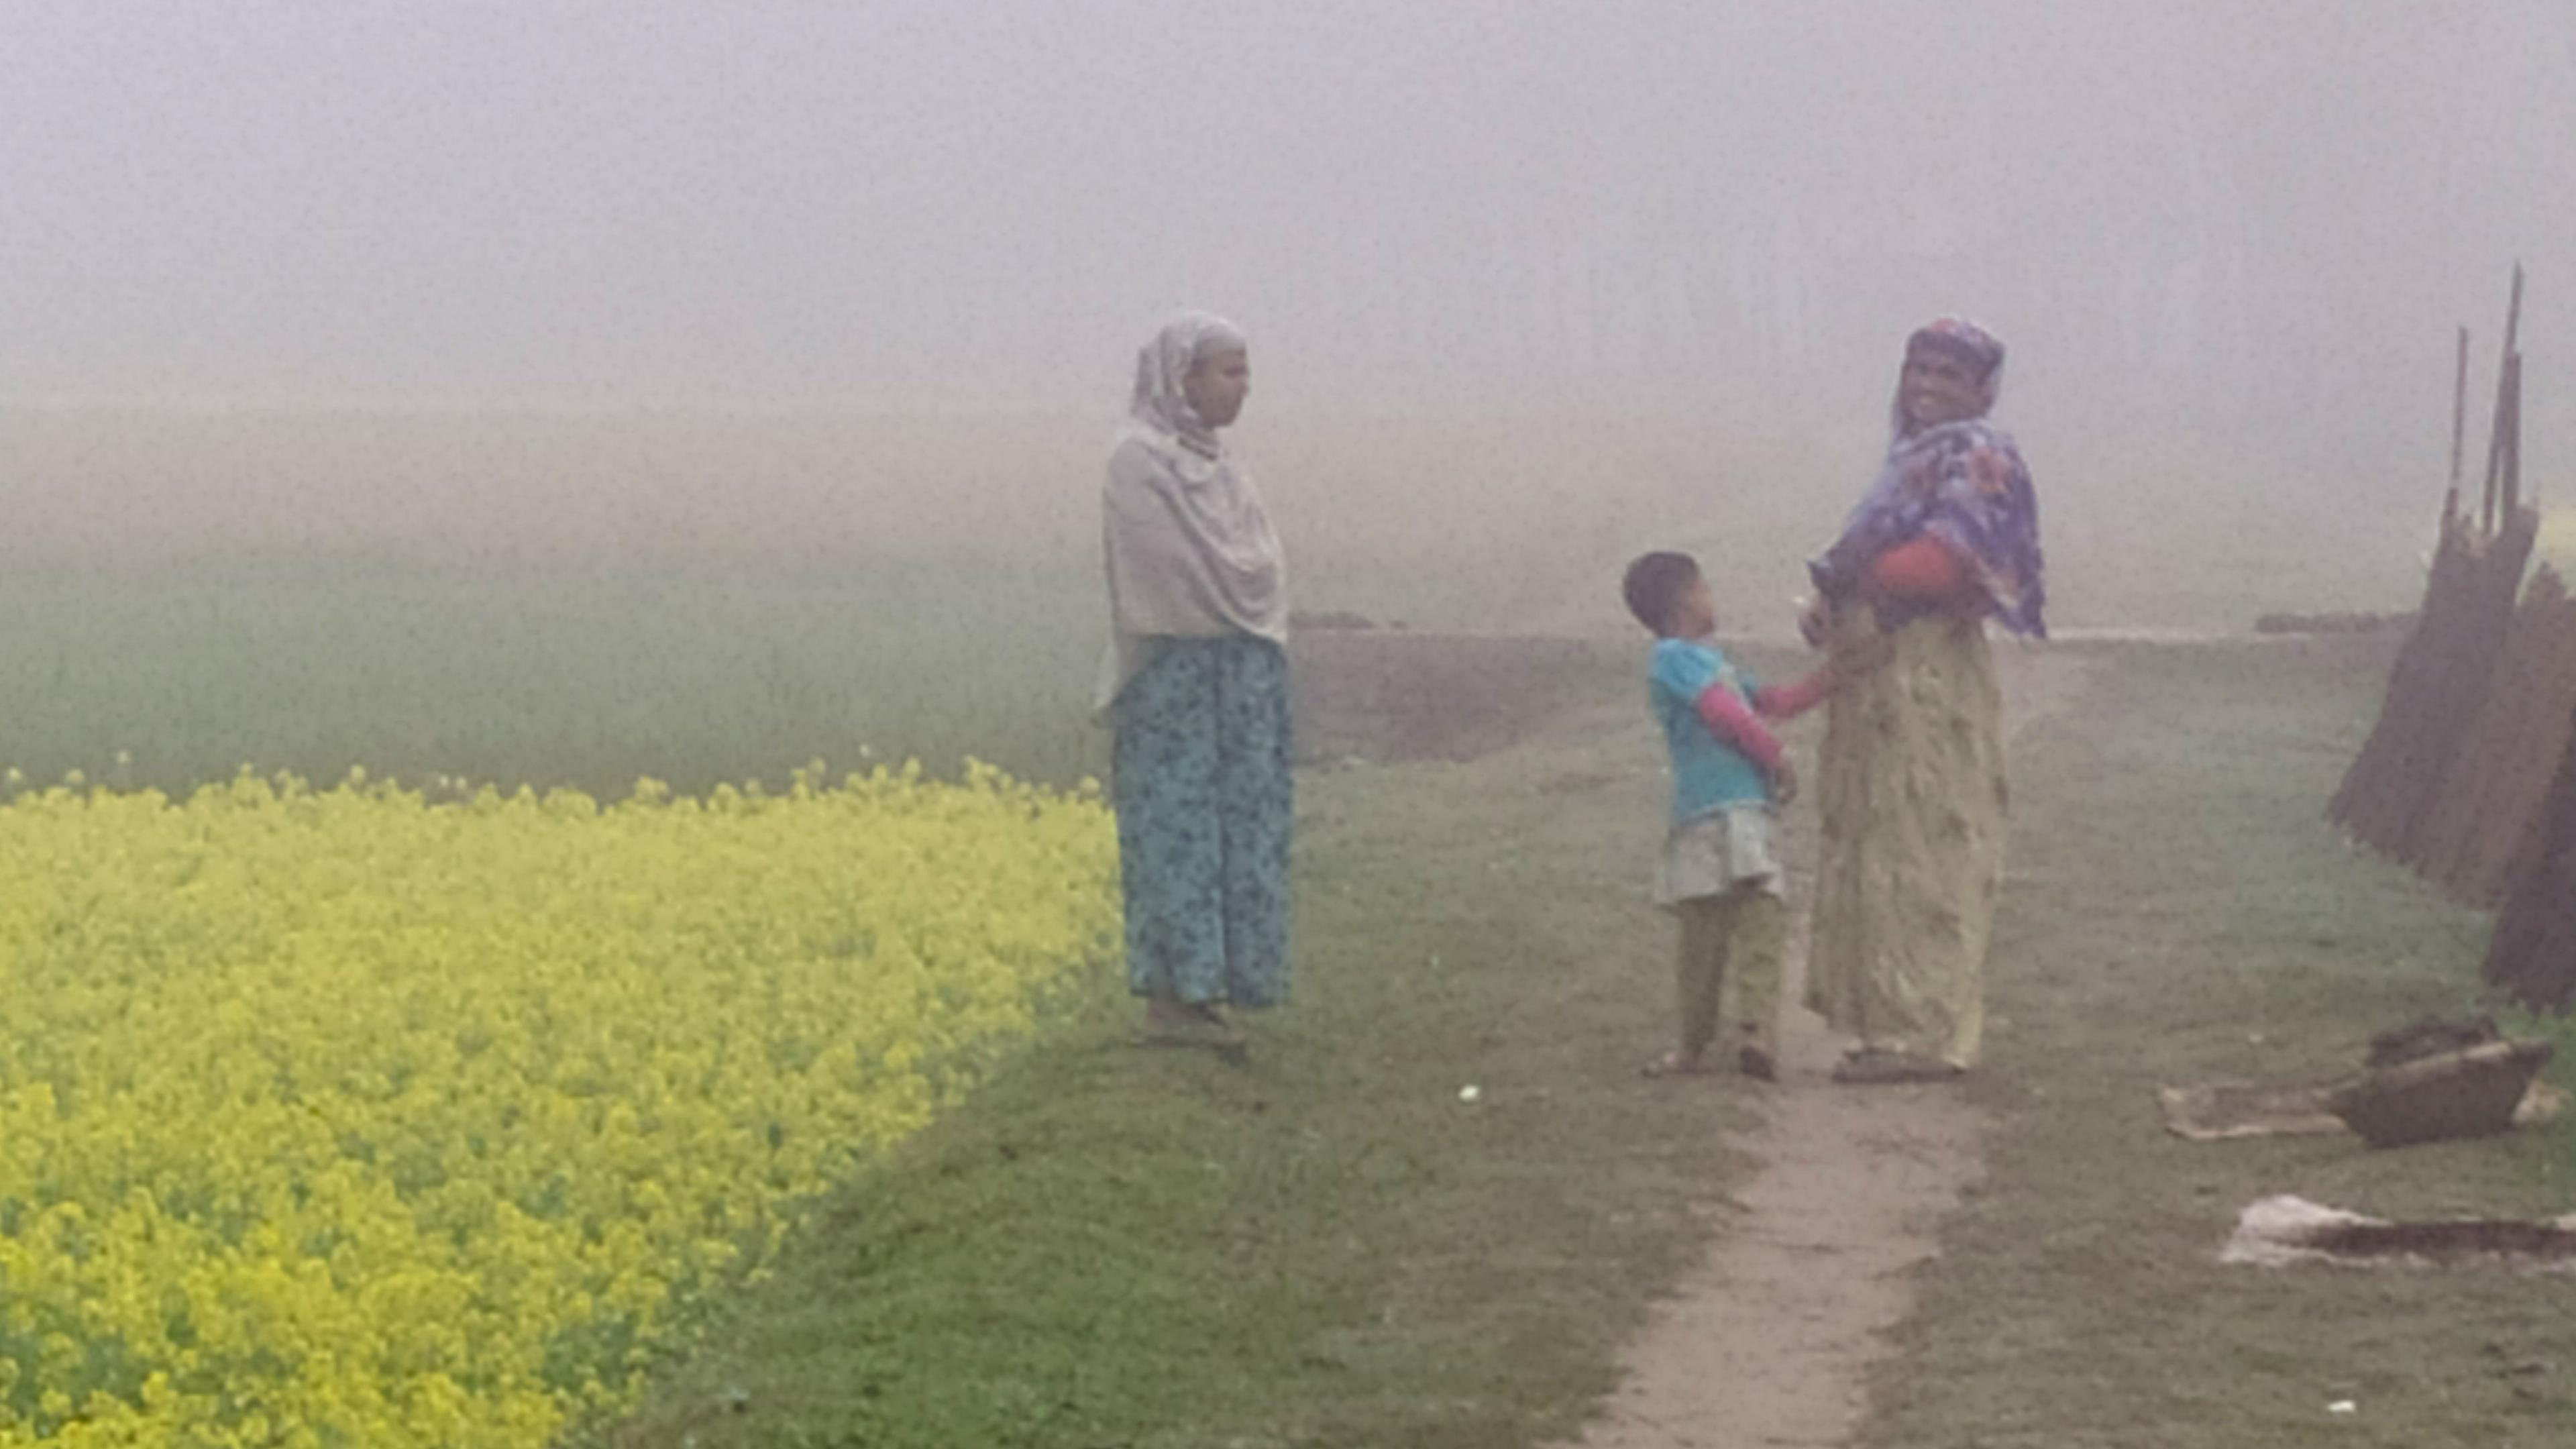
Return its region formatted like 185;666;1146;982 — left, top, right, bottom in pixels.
0;557;1109;800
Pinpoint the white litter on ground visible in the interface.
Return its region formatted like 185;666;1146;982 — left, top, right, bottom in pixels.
2222;1193;2576;1270
2222;1195;2385;1267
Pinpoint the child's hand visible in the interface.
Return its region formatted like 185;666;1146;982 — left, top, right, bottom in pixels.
1832;635;1896;678
1768;758;1799;806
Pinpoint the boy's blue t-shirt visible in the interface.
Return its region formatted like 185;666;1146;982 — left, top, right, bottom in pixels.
1649;637;1772;822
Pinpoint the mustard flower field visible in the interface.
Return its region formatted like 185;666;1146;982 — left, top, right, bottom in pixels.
0;764;1117;1447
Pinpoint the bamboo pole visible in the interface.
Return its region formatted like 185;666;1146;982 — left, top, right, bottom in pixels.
2482;262;2525;535
2451;324;2470;517
2501;350;2522;521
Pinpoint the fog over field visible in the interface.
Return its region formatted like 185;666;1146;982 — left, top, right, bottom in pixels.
7;1;2574;637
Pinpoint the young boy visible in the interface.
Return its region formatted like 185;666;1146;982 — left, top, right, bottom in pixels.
1623;551;1858;1081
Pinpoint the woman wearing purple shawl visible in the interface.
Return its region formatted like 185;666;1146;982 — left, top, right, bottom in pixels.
1800;319;2045;1083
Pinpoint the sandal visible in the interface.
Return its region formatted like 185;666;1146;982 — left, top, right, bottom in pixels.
1737;1045;1778;1082
1135;998;1216;1045
1134;1000;1250;1061
1642;1051;1713;1079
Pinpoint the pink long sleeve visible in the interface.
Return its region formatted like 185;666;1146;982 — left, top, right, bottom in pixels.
1694;684;1786;774
1752;664;1841;720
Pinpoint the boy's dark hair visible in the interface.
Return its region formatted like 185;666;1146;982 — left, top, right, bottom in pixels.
1622;551;1701;635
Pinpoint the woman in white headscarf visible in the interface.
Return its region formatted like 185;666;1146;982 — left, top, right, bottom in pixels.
1098;313;1290;1053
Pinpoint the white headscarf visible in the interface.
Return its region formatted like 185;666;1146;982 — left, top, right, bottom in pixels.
1095;313;1287;714
1130;311;1247;459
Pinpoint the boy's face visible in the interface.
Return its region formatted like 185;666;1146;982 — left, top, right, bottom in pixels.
1667;576;1718;638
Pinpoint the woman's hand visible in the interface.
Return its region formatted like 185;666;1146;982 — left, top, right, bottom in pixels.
1768;758;1800;806
1797;596;1832;651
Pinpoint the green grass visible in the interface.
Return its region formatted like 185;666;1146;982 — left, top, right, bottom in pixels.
1862;636;2576;1449
589;678;1779;1449
590;632;2576;1449
0;557;1107;797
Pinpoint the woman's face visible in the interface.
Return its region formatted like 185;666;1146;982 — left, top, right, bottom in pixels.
1183;347;1251;429
1898;346;1987;431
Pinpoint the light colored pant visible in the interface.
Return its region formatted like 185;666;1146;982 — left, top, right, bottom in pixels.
1675;888;1785;1061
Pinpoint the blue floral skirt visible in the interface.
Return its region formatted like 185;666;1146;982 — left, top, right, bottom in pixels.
1110;635;1293;1008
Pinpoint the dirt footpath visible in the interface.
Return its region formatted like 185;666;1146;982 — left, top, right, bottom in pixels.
1572;642;2084;1449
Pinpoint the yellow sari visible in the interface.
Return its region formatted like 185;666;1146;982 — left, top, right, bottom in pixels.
1804;604;2007;1069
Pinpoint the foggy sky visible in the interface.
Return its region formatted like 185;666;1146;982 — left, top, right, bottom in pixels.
7;1;2573;473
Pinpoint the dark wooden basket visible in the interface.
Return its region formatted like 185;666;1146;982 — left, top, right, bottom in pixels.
2324;1039;2556;1149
